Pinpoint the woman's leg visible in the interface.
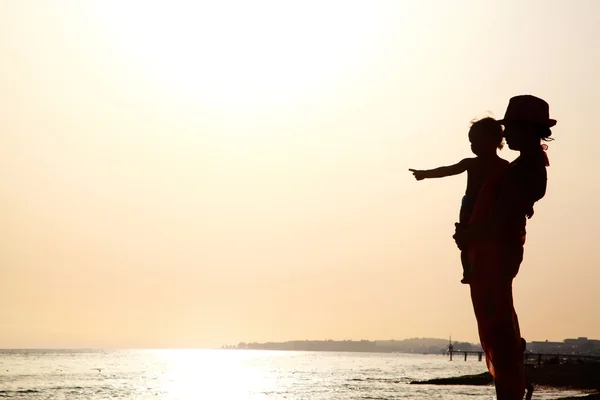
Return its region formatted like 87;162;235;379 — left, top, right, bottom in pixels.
471;279;525;400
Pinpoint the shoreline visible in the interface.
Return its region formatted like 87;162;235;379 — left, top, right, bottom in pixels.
410;360;600;399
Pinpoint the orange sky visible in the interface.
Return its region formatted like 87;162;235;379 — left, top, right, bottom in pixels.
1;0;599;348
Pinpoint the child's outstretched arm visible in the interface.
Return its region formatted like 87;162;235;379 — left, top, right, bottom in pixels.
409;158;472;181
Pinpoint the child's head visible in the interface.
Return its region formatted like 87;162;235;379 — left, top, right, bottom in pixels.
468;117;504;156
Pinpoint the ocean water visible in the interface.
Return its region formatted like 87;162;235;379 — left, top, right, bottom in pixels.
0;350;588;399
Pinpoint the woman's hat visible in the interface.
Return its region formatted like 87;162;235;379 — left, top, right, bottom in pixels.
498;95;557;127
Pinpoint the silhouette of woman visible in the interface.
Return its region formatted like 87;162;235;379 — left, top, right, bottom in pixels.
453;95;555;400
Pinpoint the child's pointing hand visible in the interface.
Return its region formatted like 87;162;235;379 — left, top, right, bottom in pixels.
409;169;426;181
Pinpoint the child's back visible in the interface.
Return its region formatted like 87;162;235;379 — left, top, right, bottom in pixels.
461;155;509;224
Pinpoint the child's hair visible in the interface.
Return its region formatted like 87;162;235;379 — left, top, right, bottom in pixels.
469;117;504;150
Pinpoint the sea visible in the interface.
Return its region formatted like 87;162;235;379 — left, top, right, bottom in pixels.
0;350;589;399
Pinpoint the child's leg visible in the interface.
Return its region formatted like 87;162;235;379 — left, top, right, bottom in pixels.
460;248;472;284
458;196;474;284
459;195;474;225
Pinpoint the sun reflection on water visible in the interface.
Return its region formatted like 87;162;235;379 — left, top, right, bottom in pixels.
150;350;285;399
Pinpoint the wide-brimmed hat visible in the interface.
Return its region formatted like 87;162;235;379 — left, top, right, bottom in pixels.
498;95;557;127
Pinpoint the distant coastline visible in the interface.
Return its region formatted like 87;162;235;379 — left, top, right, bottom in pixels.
221;338;478;354
222;336;600;356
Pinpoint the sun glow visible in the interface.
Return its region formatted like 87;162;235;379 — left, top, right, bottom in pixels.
152;350;282;398
87;1;394;108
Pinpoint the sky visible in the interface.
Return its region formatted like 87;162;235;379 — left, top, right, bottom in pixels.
1;0;599;349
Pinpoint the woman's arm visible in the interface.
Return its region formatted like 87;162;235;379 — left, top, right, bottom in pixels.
409;158;472;180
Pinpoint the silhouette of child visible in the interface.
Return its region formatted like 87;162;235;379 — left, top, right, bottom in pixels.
409;117;508;283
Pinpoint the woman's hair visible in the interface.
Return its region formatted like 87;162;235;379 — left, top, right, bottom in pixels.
537;125;554;142
470;117;504;149
517;121;554;142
